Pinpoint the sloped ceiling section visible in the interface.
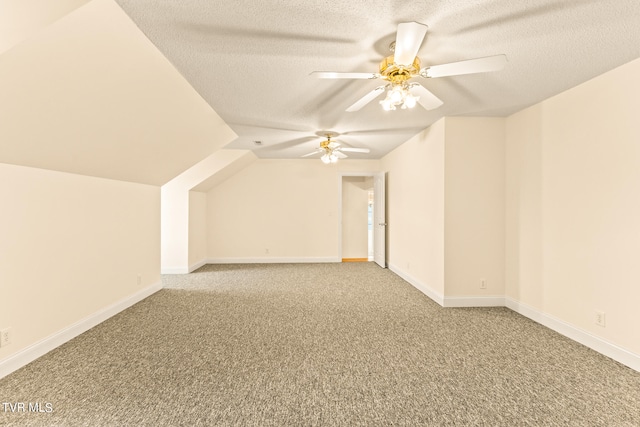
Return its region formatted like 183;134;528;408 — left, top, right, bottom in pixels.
190;150;257;193
0;0;90;55
163;149;257;193
0;0;236;186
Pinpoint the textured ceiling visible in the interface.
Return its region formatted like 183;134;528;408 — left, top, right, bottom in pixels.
116;1;639;159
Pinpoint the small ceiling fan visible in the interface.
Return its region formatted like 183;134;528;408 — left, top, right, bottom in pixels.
311;22;507;112
302;133;370;164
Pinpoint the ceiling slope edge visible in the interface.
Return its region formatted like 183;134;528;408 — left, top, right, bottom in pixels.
0;0;90;55
190;151;258;193
164;149;257;193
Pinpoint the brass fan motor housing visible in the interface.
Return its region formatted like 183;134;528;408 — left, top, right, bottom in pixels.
320;135;334;151
379;55;421;84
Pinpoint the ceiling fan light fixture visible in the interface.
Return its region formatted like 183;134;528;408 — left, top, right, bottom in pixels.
380;98;394;111
311;22;506;114
321;152;339;164
389;85;404;103
403;93;419;109
303;134;370;164
380;83;419;111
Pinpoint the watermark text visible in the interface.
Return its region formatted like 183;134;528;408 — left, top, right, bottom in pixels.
2;402;54;413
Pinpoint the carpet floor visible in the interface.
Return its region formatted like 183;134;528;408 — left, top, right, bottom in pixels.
1;263;639;426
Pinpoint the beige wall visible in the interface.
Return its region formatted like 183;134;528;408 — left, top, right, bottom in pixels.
505;104;543;309
206;159;380;261
0;0;235;376
341;176;372;259
506;57;640;355
161;150;251;273
188;191;208;269
444;117;505;297
0;163;160;364
161;186;189;271
381;117;505;300
381;120;446;297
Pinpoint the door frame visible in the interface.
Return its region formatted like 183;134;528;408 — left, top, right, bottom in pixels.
338;172;386;267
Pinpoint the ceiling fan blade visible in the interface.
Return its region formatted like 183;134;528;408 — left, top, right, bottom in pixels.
334;151;348;159
310;71;379;79
301;149;322;158
256;136;318;153
228;123;311;134
409;83;444;111
346;85;387;112
341;127;425;136
328;141;340;149
393;22;428;66
340;147;370;153
421;54;507;78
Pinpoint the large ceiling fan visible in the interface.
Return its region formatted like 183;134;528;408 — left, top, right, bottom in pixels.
302;133;370;164
311;22;507;112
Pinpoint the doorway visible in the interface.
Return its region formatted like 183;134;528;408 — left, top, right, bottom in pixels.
340;173;386;267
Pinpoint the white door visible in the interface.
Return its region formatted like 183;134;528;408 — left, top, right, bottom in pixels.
373;172;386;268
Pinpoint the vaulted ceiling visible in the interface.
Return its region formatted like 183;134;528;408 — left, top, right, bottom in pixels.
115;0;640;159
1;0;640;176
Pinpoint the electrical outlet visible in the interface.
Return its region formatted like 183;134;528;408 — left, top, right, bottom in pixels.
137;274;142;285
480;279;487;289
0;328;12;347
265;248;269;254
595;311;606;327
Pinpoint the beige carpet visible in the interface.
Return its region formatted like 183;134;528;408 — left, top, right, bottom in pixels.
1;263;639;426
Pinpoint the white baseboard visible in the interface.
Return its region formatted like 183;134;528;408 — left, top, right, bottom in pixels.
388;263;445;306
443;296;506;307
161;267;189;274
207;257;340;264
503;297;545;324
161;260;207;274
387;265;639;372
505;297;640;372
162;257;338;273
189;259;207;273
389;264;504;307
0;281;162;380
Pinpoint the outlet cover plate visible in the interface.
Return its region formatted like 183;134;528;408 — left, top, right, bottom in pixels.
0;328;11;347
